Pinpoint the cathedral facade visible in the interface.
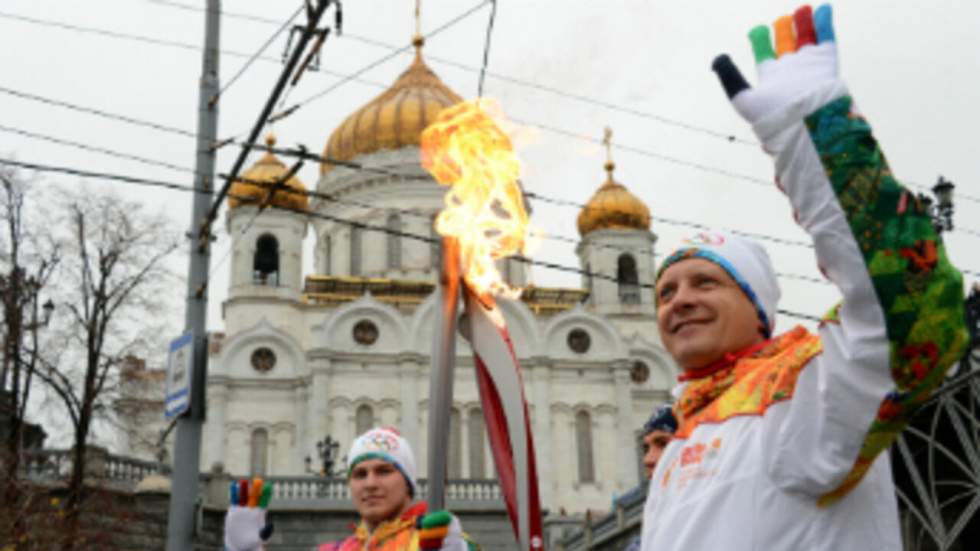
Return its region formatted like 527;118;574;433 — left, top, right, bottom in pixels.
126;39;676;515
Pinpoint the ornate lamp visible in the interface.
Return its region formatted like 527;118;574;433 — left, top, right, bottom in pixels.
305;434;342;477
932;176;955;232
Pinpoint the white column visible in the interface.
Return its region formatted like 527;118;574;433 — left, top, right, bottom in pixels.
531;361;554;506
399;355;421;450
306;364;330;461
293;384;308;473
459;407;470;478
206;383;228;470
613;362;637;491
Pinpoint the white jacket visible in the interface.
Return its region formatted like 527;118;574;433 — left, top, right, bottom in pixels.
641;75;968;551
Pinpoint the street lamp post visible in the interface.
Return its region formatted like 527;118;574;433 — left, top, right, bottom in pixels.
305;434;343;477
920;175;956;234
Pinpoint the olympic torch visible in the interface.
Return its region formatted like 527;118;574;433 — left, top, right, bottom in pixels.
421;99;544;550
426;236;461;512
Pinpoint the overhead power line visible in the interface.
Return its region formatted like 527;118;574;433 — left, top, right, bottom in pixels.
4;108;977;248
521;191;814;249
0;123;197;175
0;158;206;195
0;157;830;323
0;111;786;253
214;3;306;105
235;144;829;285
476;0;498;98
139;0;758;147
10;8;978;211
0;85;196;139
203;0;339;236
228;170;828;286
144;0;287;25
0;10;386;90
265;1;492;126
13;155;980;315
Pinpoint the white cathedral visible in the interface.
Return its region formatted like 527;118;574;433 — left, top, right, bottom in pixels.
121;37;676;514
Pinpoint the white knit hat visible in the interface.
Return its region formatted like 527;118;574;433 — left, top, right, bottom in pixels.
347;427;418;497
656;231;781;336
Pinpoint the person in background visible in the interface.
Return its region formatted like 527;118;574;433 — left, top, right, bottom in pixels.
640;404;678;480
624;404;678;551
223;427;479;551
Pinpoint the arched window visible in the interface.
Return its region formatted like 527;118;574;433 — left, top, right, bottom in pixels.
323;234;332;274
250;428;269;476
575;410;595;483
350;226;362;276
617;253;640;304
468;408;486;478
448;408;462;479
355;404;374;435
386;214;402;269
253;234;279;286
430;215;440;268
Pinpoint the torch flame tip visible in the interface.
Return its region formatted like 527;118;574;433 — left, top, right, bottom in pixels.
422;99;533;299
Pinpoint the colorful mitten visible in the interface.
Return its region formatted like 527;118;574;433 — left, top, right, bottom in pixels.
712;4;838;127
418;510;469;551
224;478;274;551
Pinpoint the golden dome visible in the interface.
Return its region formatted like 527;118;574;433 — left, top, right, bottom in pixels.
321;36;463;175
577;161;651;236
229;134;309;211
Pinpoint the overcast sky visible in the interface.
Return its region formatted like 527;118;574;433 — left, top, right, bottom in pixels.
2;0;979;341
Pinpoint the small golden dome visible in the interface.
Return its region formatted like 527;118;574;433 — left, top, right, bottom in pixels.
229;134;309;211
577;161;651;236
321;37;463;175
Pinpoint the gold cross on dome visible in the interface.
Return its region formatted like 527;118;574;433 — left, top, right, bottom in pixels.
603;126;613;165
415;0;422;37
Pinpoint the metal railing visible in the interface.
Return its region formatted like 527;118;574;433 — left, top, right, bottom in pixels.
557;483;647;551
19;449;503;504
268;475;502;503
893;367;980;551
105;453;164;482
20;448;167;485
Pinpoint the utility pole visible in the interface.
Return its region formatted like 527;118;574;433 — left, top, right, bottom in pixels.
165;0;220;548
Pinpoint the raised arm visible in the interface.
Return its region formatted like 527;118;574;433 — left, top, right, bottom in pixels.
713;4;968;504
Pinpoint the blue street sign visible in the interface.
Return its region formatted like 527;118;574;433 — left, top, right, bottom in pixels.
165;332;194;419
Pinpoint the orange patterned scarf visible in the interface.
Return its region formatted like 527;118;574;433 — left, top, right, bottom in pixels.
674;326;822;439
326;502;426;551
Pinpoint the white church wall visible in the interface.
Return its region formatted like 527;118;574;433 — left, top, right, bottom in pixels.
595;405;619;493
222;302;307;349
542;308;627;362
224;423;248;475
218;319;306;380
320;297;408;353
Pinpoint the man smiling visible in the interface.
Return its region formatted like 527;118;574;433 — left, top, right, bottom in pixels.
655;236;777;375
640;4;968;550
319;427;479;551
222;427;477;551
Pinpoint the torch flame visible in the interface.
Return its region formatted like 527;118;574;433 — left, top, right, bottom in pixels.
421;99;530;298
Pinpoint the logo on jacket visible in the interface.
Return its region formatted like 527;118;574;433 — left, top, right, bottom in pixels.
663;437;723;490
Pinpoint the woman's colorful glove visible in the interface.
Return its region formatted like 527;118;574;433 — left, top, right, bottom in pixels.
224;478;274;551
417;510;468;551
712;4;838;126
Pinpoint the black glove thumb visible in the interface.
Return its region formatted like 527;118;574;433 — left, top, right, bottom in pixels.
712;54;750;99
260;521;275;541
